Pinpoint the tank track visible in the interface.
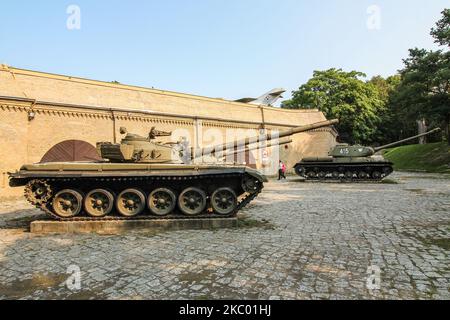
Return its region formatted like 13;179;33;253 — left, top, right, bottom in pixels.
27;173;263;221
294;162;394;182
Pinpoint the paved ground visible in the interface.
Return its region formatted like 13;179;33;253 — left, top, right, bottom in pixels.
0;172;449;300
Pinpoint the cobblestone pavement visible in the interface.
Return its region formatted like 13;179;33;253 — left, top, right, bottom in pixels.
0;172;449;300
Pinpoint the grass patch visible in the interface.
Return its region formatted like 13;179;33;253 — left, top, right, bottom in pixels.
402;232;450;250
405;188;425;194
236;215;275;230
384;142;450;173
380;178;398;184
1;214;47;230
416;237;450;251
426;238;450;250
178;270;212;283
0;272;67;299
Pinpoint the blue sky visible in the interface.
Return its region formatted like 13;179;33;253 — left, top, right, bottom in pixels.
0;1;447;102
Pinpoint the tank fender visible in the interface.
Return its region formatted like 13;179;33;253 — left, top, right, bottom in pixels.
244;168;268;182
8;174;27;187
301;157;333;162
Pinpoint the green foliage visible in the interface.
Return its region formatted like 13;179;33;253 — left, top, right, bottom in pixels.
384;142;450;173
368;75;404;144
282;69;384;144
391;9;450;144
391;47;450;143
368;75;401;101
394;48;449;118
431;9;450;47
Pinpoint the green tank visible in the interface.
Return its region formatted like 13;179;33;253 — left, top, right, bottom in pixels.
9;119;337;220
294;128;441;181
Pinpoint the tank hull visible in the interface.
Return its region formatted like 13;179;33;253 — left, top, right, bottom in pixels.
9;162;267;220
294;160;393;181
296;128;441;182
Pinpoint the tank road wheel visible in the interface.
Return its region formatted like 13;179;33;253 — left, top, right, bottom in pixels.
332;171;340;179
148;188;176;216
358;171;368;179
24;179;53;205
371;171;382;180
211;188;237;215
52;189;83;218
116;189;146;217
317;171;327;180
344;171;354;180
178;187;207;216
84;189;114;217
306;171;317;179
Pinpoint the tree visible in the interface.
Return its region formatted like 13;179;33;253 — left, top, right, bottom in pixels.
431;8;450;47
282;69;384;144
394;49;450;144
368;75;404;144
368;75;401;102
431;9;450;143
391;9;450;144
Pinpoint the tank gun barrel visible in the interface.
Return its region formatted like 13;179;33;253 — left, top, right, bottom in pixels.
195;119;338;159
374;128;441;152
221;138;293;159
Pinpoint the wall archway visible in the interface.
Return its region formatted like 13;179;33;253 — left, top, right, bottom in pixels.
40;140;102;163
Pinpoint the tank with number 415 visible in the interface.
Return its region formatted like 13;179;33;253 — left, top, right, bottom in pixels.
8;119;337;220
294;128;440;181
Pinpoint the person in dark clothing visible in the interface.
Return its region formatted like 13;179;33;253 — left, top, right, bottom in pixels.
278;160;287;180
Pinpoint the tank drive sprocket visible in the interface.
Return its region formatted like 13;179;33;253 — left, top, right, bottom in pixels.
24;179;53;206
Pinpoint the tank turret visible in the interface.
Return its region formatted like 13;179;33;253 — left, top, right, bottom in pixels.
294;128;441;181
97;126;182;163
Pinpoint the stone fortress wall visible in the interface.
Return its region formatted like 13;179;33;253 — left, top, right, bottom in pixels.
0;65;337;199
